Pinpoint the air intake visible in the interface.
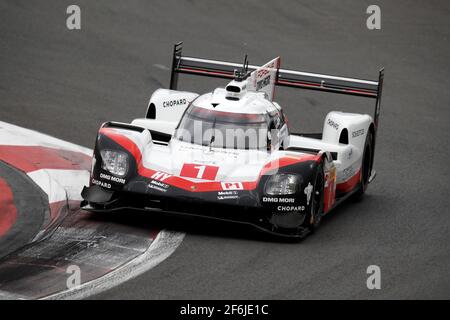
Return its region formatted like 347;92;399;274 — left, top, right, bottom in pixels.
225;80;247;101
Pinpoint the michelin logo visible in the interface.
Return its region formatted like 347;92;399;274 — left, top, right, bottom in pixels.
304;182;313;205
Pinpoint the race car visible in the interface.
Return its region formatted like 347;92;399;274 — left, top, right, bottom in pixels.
81;42;384;238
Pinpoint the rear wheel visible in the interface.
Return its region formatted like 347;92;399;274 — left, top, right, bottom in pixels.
353;131;374;200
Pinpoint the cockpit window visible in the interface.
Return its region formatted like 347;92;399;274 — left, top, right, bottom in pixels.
175;104;269;150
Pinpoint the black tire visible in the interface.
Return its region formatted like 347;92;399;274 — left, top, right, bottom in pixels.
302;161;325;232
353;130;374;200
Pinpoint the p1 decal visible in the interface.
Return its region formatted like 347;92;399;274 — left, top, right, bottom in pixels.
221;182;244;190
180;163;219;180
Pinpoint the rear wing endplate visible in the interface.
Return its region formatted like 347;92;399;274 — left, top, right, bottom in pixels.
169;42;384;129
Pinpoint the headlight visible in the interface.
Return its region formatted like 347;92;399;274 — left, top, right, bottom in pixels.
100;150;128;177
265;174;300;195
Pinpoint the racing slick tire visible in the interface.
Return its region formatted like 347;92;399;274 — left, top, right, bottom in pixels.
302;161;325;233
268;161;324;240
353;130;374;200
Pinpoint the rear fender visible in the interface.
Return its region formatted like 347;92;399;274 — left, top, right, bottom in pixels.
322;111;372;154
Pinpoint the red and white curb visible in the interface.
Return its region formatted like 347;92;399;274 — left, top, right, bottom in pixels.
42;230;184;300
0;177;17;237
0;121;184;299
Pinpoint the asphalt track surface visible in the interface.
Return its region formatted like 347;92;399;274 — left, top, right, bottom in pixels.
0;0;449;299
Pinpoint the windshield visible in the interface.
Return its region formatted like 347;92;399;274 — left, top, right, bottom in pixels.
175;104;269;150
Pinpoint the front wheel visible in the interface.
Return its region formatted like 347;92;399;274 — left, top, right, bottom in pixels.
302;161;325;232
266;162;325;239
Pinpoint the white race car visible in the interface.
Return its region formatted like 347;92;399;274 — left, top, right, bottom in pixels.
81;43;384;238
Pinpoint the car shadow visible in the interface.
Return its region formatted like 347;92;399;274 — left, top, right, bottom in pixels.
80;208;302;244
77;192;380;244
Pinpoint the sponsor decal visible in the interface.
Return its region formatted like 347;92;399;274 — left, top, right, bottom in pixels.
92;178;111;189
221;182;244;190
341;165;356;181
330;167;337;182
277;205;305;212
150;180;169;188
180;163;219;180
256;75;271;91
254;59;277;81
148;180;169;193
352;128;365;138
325;167;336;187
163;98;186;108
304;182;313;205
262;197;295;203
99;172;126;184
324;166;337;211
327;118;339;130
217;190;239;200
151;171;172;182
179;144;239;156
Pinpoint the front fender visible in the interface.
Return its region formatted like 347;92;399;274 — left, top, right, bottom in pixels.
257;159;320;228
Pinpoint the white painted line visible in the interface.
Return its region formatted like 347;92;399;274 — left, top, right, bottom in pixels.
153;64;169;71
28;169;90;202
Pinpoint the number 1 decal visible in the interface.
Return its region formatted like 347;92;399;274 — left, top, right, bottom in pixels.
180;163;219;180
194;165;206;179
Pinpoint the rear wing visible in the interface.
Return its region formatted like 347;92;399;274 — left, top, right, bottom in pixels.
169;42;384;130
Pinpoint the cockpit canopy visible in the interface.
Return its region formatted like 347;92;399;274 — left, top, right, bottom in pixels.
175;103;269;150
